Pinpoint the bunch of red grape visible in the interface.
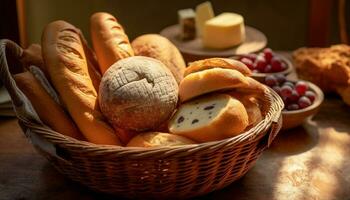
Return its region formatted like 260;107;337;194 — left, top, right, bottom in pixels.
239;48;287;73
264;74;316;111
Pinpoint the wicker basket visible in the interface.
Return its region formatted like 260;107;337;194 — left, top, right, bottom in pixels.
0;39;284;199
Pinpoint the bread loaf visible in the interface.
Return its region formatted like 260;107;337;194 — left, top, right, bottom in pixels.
131;34;186;84
42;20;121;145
179;68;249;102
168;94;249;142
127;132;195;147
14;71;83;139
90;12;134;74
185;58;251;77
99;56;178;134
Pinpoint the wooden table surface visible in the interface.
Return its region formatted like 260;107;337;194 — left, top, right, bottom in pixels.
1;96;350;200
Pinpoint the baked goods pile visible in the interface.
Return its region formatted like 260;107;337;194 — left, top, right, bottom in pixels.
16;12;269;147
178;1;245;49
293;45;350;105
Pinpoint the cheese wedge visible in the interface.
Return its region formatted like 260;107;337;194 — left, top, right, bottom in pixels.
195;1;214;37
168;94;249;142
202;12;245;49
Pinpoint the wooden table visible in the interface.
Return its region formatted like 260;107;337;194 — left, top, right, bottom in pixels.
1;96;350;200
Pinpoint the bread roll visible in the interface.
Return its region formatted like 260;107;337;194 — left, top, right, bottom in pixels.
185;58;251;77
132;34;186;84
179;68;249;102
14;72;83;139
228;92;262;127
99;56;178;134
90;12;134;74
127;132;195;147
42;20;121;145
168;94;249;142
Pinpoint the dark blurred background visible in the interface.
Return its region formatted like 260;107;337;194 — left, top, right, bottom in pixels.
1;0;349;50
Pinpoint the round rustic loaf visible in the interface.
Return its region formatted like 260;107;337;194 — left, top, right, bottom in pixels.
99;56;178;132
132;34;186;84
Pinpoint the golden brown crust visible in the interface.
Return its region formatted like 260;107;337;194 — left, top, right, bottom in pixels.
127;132;195;147
90;12;134;74
132;34;186;84
184;58;251;77
14;72;84;140
19;44;45;74
178;68;249;102
42;20;121;145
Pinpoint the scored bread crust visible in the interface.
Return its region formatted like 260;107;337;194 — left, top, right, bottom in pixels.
126;132;195;147
99;56;178;132
169;94;249;142
184;58;252;77
14;72;84;140
42;20;121;145
90;12;134;74
179;68;249;102
132;34;186;84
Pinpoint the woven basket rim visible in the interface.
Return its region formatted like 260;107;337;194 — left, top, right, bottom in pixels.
19;88;283;158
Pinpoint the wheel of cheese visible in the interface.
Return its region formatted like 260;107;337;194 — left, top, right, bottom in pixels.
99;56;178;133
126;132;195;147
179;68;249;102
168;94;249;142
185;58;251;77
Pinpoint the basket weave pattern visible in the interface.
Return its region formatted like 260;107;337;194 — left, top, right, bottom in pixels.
0;39;283;199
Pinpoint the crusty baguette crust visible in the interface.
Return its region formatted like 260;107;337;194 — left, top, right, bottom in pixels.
90;12;134;74
178;68;249;102
132;34;186;84
185;58;252;77
14;72;83;140
42;20;121;145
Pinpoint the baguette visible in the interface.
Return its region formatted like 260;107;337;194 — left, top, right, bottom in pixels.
90;12;134;74
14;71;83;140
42;20;121;145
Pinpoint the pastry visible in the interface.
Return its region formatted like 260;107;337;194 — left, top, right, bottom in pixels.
14;71;83;140
179;68;249;102
168;94;249;142
90;12;134;74
42;20;121;145
99;56;178;133
131;34;186;84
127;132;195;147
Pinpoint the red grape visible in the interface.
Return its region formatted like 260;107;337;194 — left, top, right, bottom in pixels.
271;57;282;72
255;56;267;72
281;85;293;98
275;74;286;84
265;75;278;86
241;58;254;69
305;91;316;102
287;104;300;111
263;48;273;62
289;90;300;102
240;54;256;62
264;64;272;73
295;81;308;95
298;96;312;109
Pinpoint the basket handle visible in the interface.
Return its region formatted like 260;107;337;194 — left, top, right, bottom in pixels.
0;39;41;123
267;113;282;147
